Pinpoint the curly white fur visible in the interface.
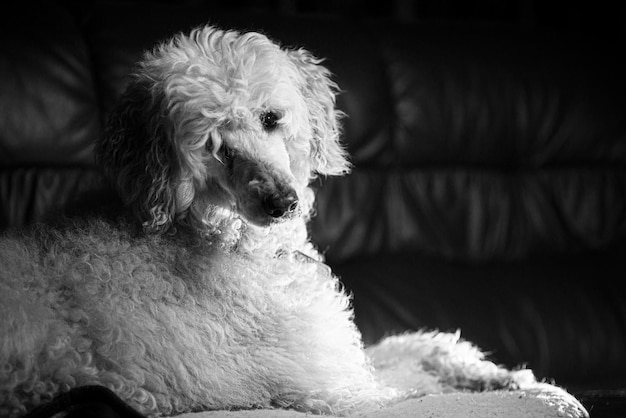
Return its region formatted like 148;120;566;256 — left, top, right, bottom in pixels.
1;25;539;417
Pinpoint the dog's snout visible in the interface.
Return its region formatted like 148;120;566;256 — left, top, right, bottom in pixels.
262;191;298;218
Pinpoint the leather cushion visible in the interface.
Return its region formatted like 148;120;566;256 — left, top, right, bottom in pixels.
0;4;100;166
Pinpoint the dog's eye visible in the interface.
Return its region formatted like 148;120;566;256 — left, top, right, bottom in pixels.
260;111;279;131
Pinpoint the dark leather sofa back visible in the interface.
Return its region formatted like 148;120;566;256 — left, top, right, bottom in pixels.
313;24;626;262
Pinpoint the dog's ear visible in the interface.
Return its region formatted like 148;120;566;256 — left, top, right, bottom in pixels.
97;79;178;234
288;49;351;177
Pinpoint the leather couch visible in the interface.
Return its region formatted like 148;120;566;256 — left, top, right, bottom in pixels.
1;2;625;416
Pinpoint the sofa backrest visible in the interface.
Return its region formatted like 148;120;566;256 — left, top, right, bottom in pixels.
1;3;625;263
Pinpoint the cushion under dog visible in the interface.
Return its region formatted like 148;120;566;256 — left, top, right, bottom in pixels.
179;385;586;418
21;382;587;418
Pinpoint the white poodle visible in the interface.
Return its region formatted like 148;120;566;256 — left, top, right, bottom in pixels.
1;25;537;417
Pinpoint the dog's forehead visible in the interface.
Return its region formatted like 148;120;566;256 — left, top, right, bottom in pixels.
195;47;304;119
211;34;290;80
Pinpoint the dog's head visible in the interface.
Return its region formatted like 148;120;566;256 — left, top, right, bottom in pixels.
97;25;350;234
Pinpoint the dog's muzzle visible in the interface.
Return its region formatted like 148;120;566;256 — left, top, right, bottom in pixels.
228;153;300;225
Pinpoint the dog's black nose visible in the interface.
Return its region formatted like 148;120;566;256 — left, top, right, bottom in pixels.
263;191;298;218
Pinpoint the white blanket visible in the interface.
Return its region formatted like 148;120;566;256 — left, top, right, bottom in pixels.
177;383;588;418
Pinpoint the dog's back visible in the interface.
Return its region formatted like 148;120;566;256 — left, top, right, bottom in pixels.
0;211;381;416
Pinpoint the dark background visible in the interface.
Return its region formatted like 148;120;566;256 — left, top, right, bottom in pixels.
56;0;626;40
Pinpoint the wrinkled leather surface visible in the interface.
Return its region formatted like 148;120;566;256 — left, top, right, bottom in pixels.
313;168;626;261
310;24;626;261
0;4;100;167
1;3;625;392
